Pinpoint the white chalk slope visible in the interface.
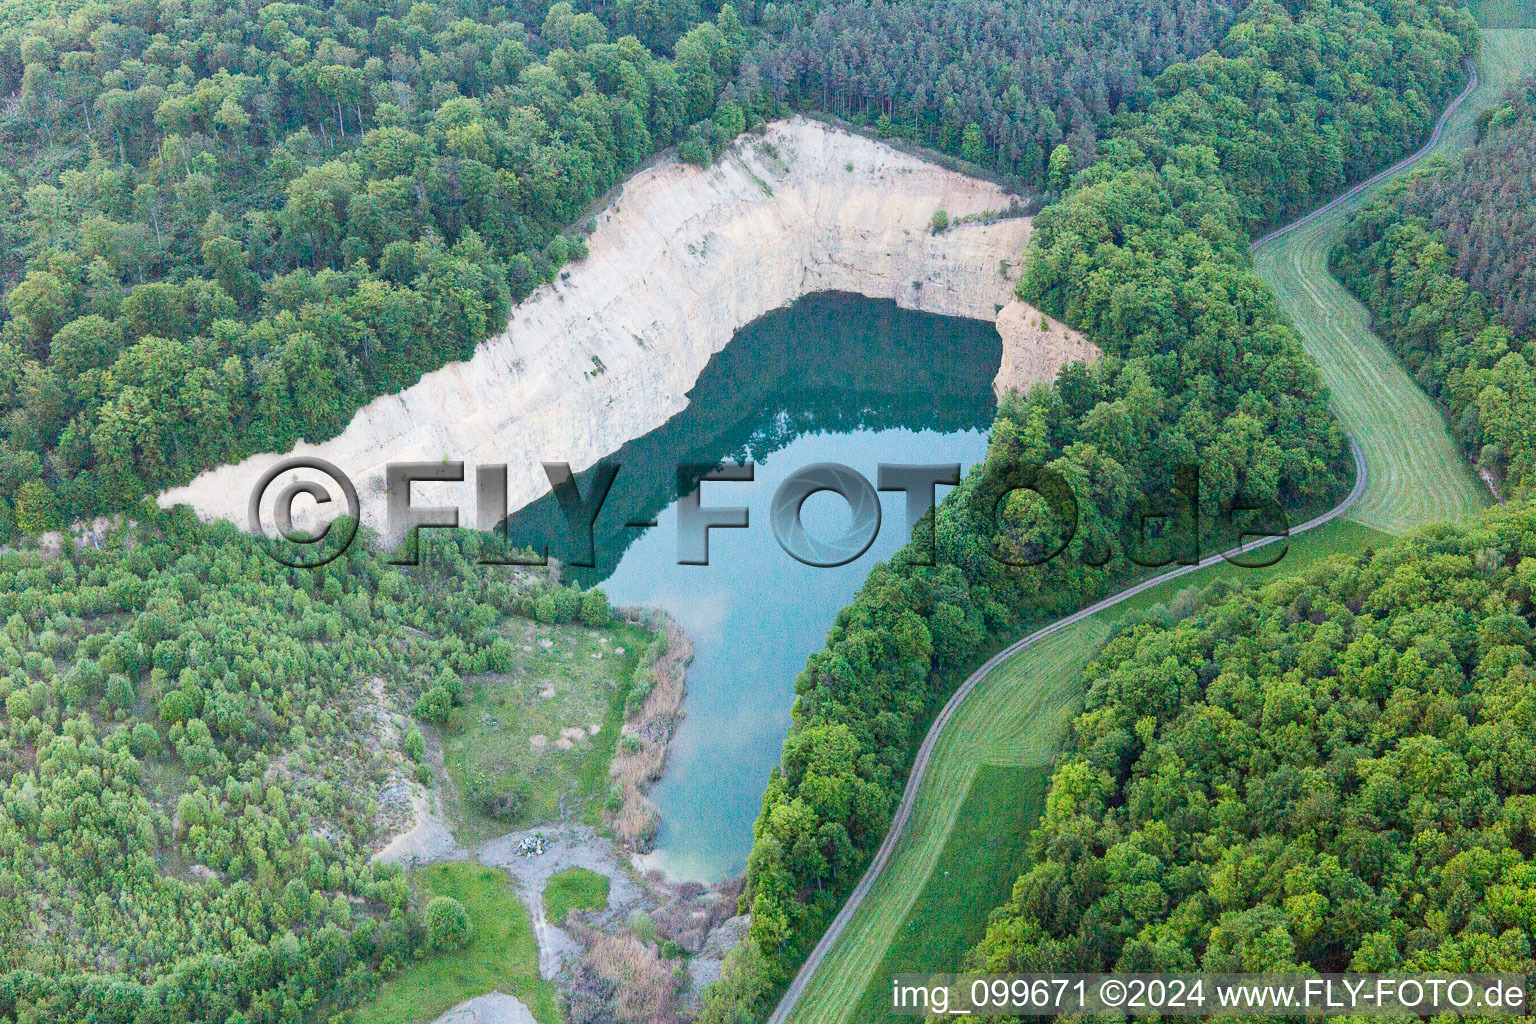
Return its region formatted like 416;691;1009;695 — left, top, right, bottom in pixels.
161;118;1094;533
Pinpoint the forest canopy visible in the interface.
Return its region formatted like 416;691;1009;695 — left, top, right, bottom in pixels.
0;0;1494;1020
0;510;625;1022
1399;77;1536;336
0;0;748;536
708;1;1474;1019
967;500;1536;981
737;0;1246;186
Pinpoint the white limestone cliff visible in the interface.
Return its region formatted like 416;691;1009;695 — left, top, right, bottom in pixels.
160;117;1097;534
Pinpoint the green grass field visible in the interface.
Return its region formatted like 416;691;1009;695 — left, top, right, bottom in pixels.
846;764;1048;1022
1466;30;1536;121
1253;28;1530;535
544;866;612;926
786;27;1536;1024
352;862;557;1024
1468;0;1536;29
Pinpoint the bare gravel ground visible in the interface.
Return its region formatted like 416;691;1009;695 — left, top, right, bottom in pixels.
479;824;650;979
428;991;540;1024
372;779;468;866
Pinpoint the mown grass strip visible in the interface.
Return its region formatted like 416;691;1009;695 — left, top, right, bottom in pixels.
847;764;1049;1024
1468;0;1536;29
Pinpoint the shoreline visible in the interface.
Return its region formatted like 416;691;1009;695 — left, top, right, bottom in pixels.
608;608;695;857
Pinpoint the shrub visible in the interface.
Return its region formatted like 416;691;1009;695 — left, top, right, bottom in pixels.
580;589;611;626
627;909;656;943
129;722;162;758
104;674;135;714
553;586;582;621
534;592;559;623
403;725;426;762
414;685;452;724
426;895;472;951
679;124;712;166
473;780;529;823
433;667;464;705
484;636;516;672
713;101;746;152
13;479;58;536
6;686;35;720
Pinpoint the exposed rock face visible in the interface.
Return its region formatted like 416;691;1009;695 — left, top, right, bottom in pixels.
160;118;1095;535
994;300;1101;400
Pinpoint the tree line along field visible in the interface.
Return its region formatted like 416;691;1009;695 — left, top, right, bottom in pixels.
792;519;1391;1024
1248;143;1493;535
1332;58;1536;498
970;500;1536;980
780;20;1536;1024
0;0;1270;1015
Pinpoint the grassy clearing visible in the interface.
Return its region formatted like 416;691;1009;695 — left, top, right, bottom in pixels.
544;866;612;925
352;862;557;1024
442;617;651;844
1251;31;1536;535
1253;213;1490;534
1467;30;1536;113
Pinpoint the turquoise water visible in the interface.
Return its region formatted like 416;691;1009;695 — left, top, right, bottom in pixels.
503;292;1001;880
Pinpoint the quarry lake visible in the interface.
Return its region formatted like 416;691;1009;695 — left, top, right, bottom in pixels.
502;291;1001;880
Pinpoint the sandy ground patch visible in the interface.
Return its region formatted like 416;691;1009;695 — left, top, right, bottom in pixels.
373;721;470;867
690;914;752;993
429;991;541;1024
480;824;649;979
372;779;467;867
